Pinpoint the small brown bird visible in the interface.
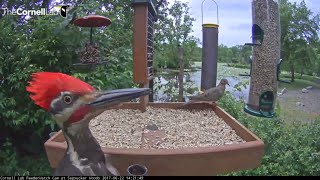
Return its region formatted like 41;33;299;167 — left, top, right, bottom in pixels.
184;79;230;106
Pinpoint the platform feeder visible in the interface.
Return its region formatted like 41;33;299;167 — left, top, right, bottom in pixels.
132;0;157;110
244;0;281;118
73;15;112;70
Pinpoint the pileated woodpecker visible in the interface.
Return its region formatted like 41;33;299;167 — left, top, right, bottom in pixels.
26;72;150;176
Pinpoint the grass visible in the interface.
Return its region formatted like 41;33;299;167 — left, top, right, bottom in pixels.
281;72;319;82
278;77;320;90
226;63;251;69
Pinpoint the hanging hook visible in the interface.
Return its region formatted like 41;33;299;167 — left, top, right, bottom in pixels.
201;0;219;25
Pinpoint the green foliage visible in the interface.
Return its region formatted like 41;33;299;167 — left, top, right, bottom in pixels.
233;81;249;92
218;94;320;176
218;44;252;64
280;0;320;81
153;0;200;69
0;0;136;163
0;140;28;175
0;139;51;175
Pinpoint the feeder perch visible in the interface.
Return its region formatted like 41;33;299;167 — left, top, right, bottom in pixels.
244;91;275;118
245;24;264;46
239;56;252;77
244;0;280;118
277;59;291;84
132;0;157;109
73;15;112;68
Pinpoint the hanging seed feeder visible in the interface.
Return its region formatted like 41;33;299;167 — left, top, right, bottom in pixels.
201;0;219;90
73;15;111;68
244;0;281;118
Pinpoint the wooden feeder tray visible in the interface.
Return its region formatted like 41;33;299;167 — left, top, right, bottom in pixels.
44;103;264;176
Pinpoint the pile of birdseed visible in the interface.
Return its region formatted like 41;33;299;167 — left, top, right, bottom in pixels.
79;43;100;64
89;107;245;149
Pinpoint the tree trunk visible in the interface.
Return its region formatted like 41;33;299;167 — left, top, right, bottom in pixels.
178;47;184;102
291;63;295;82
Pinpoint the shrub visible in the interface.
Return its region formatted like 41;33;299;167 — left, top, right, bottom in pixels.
218;94;320;176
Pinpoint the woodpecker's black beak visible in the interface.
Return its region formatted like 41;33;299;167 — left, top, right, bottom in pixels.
87;88;151;108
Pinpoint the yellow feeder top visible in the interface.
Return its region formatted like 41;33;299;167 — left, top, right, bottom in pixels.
202;23;219;28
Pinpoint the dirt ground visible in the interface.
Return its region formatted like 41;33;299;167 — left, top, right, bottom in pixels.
278;88;320;114
277;83;320;123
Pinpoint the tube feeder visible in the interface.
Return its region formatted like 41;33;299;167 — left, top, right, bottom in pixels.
73;15;112;69
200;0;219;91
131;0;157;110
244;0;281;118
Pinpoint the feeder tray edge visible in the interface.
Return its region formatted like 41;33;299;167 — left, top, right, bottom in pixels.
44;102;265;176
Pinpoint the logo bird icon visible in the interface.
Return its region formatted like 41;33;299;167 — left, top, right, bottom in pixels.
56;5;69;18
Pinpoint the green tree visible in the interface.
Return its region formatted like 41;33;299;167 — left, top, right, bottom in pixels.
0;0;136;159
153;0;200;69
280;0;320;82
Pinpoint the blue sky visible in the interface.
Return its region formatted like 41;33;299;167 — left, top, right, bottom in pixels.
167;0;320;47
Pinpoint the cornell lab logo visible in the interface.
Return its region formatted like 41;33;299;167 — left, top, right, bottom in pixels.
1;5;70;18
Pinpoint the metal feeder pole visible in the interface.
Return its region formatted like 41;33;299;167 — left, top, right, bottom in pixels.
200;0;219;91
90;27;93;45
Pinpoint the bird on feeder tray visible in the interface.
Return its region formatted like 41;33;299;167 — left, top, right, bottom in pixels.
184;79;230;106
26;72;150;176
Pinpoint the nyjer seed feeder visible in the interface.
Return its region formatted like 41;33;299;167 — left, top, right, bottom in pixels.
244;0;281;118
73;15;112;69
201;0;219;91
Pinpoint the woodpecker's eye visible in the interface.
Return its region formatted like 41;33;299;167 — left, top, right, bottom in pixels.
63;95;72;104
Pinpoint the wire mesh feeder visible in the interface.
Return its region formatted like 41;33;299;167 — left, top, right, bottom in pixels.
79;42;101;64
73;15;112;69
